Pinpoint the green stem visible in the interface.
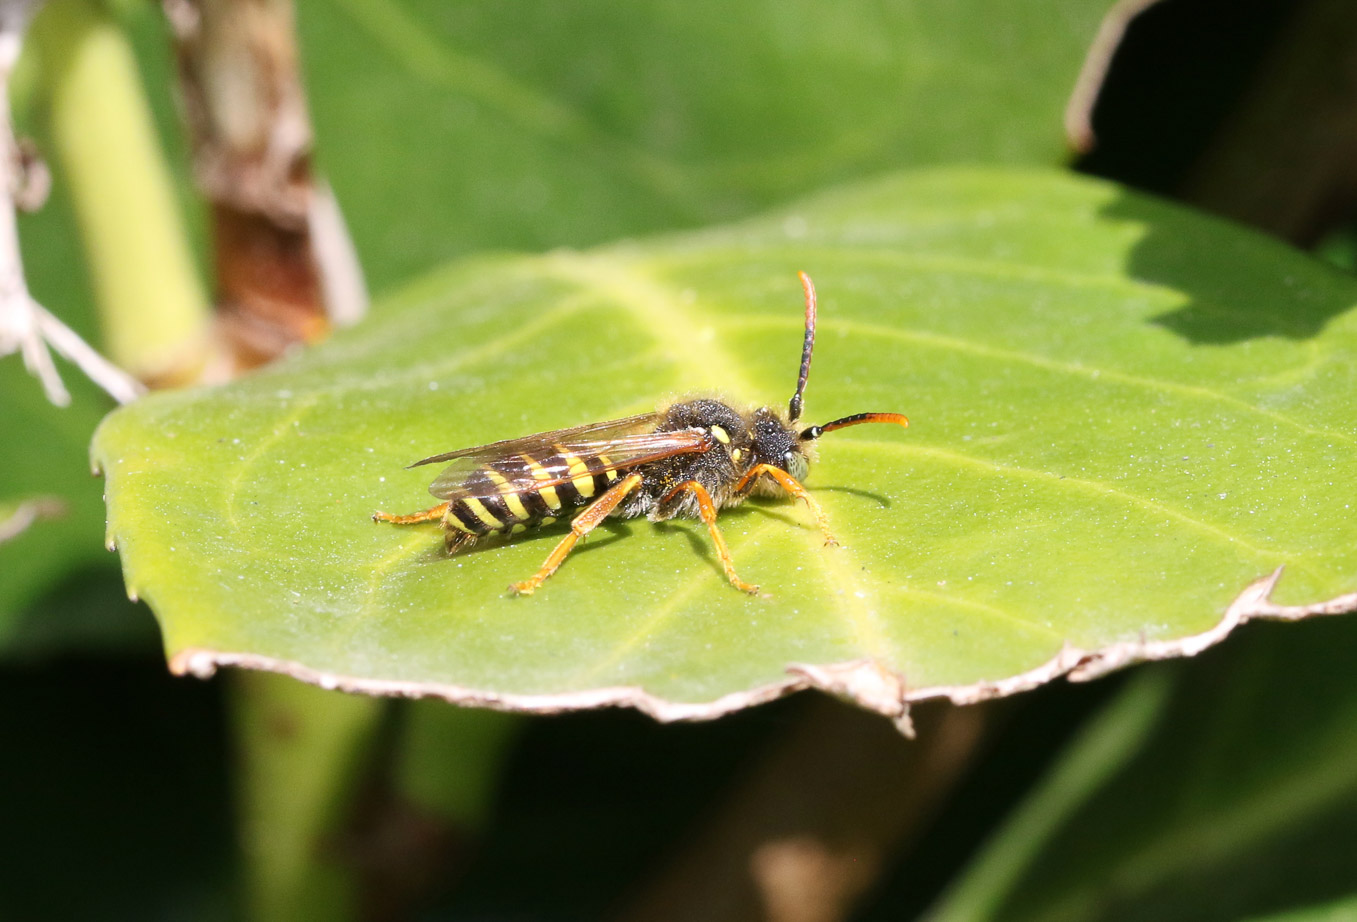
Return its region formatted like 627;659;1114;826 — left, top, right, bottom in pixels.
395;702;522;831
232;673;383;922
30;0;210;383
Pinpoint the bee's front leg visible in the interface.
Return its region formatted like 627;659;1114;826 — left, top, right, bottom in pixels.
734;464;838;545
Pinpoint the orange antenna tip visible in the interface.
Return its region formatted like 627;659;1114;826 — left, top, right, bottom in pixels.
800;412;909;440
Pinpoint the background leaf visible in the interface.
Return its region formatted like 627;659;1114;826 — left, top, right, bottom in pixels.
298;0;1110;290
93;167;1357;715
0;183;126;647
926;617;1357;922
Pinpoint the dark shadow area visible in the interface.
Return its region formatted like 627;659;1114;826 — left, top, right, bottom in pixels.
853;674;1127;922
652;518;712;563
0;653;235;921
1076;0;1296;196
429;694;806;921
812;483;893;507
407;519;637;566
1076;0;1357;343
1099;188;1357;343
401;671;1128;922
975;614;1357;922
722;502;814;537
652;509;775;584
4;565;160;662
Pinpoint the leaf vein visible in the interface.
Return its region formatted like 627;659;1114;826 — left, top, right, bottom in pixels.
853;440;1295;564
222;398;320;536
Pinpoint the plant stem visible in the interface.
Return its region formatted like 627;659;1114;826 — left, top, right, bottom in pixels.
31;0;210;384
163;0;367;368
232;671;383;922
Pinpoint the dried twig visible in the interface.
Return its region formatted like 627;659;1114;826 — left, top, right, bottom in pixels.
0;495;67;544
0;3;144;406
163;0;367;370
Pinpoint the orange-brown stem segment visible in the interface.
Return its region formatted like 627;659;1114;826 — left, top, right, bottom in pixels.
735;464;838;546
661;480;759;594
510;473;643;596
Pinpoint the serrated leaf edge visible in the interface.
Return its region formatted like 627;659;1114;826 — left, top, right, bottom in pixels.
165;568;1357;735
910;568;1357;707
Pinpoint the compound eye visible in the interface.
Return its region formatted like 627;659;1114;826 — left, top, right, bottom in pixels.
783;449;796;469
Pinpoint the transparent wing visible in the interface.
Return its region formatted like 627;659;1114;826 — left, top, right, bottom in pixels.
408;412;660;469
412;414;713;501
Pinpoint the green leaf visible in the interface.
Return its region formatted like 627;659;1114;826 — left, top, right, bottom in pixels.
298;0;1110;291
925;670;1177;922
0;0;1108;639
92;168;1357;719
1242;895;1357;922
0;352;157;656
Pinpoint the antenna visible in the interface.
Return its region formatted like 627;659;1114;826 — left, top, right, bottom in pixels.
800;413;910;441
788;271;817;423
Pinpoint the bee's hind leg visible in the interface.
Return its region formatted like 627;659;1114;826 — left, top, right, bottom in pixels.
661;480;759;595
373;502;450;525
510;473;643;596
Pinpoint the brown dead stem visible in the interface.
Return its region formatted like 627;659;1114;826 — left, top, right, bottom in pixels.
163;0;365;372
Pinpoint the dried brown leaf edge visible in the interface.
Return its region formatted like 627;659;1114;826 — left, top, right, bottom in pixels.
165;567;1357;737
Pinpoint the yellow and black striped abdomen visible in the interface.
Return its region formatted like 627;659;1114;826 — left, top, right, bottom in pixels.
441;446;621;538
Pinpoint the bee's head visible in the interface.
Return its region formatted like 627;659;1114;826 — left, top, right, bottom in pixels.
749;407;811;480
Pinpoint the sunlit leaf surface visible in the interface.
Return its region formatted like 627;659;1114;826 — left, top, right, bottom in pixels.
94;169;1357;714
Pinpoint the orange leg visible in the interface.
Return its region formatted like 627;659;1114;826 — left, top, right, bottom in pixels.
373;502;450;525
510;473;643;596
734;464;838;545
661;480;759;595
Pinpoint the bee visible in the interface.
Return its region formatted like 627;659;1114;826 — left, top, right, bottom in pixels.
374;272;909;595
